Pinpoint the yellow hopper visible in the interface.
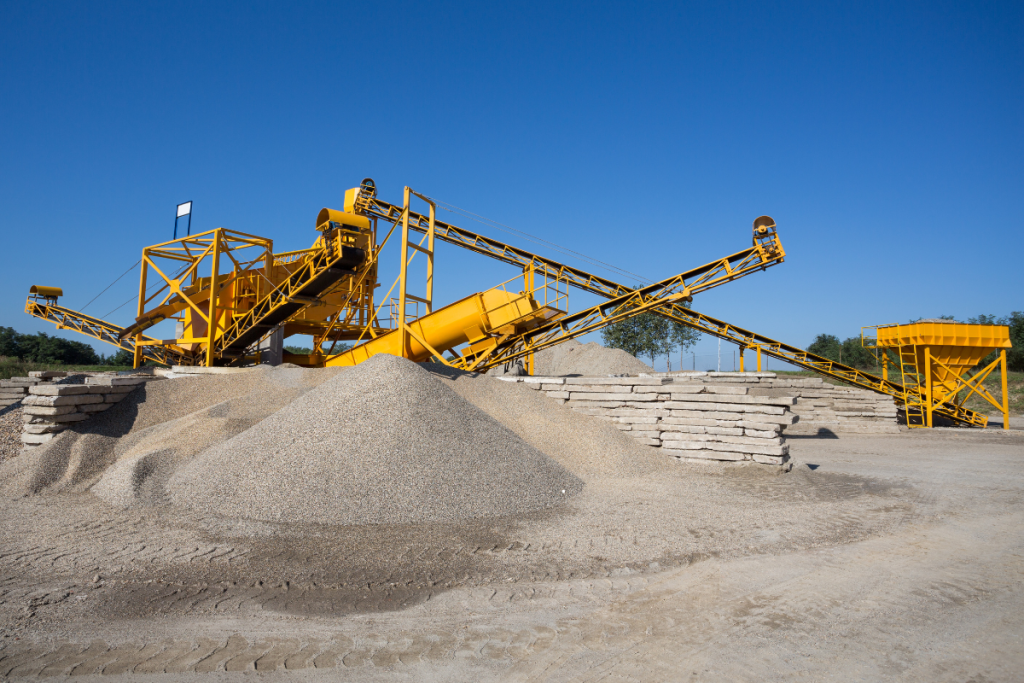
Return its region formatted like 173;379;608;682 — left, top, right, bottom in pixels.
868;320;1012;429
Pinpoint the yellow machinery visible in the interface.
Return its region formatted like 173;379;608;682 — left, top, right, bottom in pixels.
862;321;1011;429
27;177;1003;428
349;181;1000;427
25;179;785;375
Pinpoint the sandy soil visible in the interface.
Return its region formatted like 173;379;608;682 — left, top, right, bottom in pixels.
0;426;1022;680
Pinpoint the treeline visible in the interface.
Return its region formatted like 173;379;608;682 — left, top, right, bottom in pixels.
0;327;131;366
807;312;1024;372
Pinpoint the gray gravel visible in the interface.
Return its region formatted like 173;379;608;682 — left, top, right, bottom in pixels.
427;364;666;479
166;354;584;525
0;406;23;466
527;339;655;376
0;365;319;497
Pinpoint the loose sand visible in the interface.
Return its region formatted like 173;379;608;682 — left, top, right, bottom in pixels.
0;406;21;466
1;365;338;498
5;355;668;527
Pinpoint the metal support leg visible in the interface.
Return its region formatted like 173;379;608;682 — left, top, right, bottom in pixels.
1001;350;1010;430
756;346;762;372
398;188;411;359
133;256;149;370
925;347;933;428
524;264;535;375
206;229;221;367
739;347;745;372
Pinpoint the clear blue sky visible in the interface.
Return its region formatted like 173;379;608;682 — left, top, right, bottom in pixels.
1;1;1021;369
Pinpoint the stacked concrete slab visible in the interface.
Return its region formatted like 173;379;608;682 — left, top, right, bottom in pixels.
0;376;42;409
0;371;90;409
21;375;160;448
641;372;899;434
497;376;796;466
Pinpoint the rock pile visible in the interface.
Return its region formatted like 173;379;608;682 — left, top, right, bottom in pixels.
498;375;796;466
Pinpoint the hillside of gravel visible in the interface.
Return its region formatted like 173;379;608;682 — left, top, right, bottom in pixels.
166;355;583;525
0;365;345;497
90;365;348;508
426;365;667;478
531;339;654;376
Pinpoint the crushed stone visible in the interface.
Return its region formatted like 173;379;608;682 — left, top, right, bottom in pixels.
425;364;668;479
0;406;23;466
496;339;654;376
166;354;583;525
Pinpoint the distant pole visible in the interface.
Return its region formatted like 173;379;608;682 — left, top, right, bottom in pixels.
717;337;721;372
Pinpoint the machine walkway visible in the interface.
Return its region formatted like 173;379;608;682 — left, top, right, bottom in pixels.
215;233;365;361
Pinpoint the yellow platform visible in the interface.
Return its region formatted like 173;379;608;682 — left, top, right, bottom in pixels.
870;320;1012;429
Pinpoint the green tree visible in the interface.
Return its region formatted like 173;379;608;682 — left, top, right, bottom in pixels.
15;331;101;364
107;349;134;366
644;314;671;367
1003;311;1024;371
840;336;876;368
668;317;701;371
970;311;1024;372
0;327;23;359
601;312;672;366
807;333;842;362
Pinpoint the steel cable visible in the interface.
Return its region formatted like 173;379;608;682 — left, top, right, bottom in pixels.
423;196;653;286
79;260;142;312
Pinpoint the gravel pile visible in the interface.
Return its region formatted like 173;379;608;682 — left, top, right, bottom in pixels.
91;365;347;508
426;365;667;479
0;406;23;466
7;355;661;527
166;354;583;525
529;339;654;376
0;365;338;496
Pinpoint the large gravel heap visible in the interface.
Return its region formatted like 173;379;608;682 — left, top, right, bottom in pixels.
166;355;583;525
531;339;654;376
1;355;673;527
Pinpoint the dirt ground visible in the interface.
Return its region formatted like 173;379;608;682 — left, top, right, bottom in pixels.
1;426;1022;681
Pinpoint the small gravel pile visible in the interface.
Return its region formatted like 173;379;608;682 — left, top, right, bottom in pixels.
0;406;23;465
167;354;583;525
530;339;654;376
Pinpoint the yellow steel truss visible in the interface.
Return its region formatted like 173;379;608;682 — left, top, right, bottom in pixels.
356;183;988;427
24;290;193;366
324;203;783;372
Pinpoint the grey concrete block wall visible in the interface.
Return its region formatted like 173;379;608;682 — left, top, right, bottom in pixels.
497;375;797;467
